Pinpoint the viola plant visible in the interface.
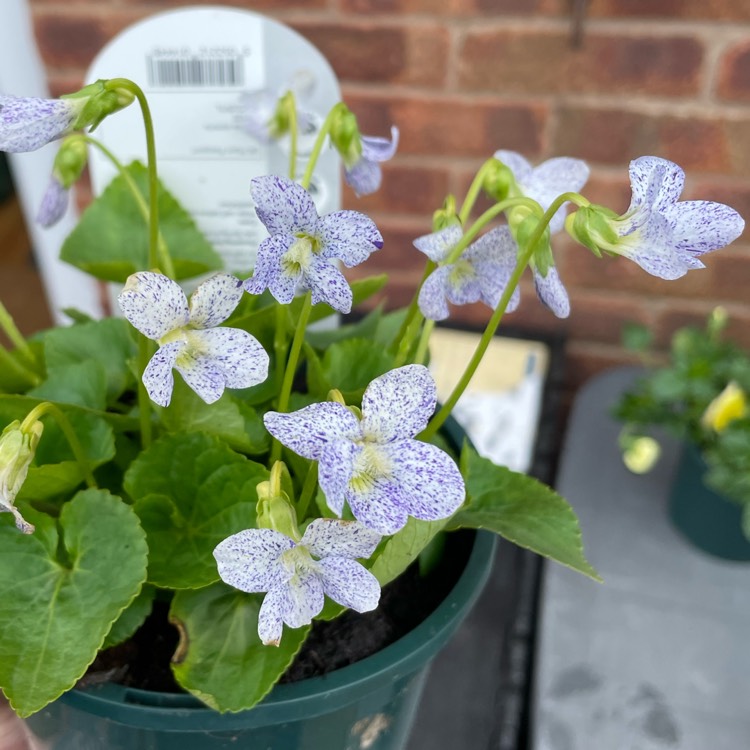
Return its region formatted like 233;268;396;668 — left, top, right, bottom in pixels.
0;76;744;720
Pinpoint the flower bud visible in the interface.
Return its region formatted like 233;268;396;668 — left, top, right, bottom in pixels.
0;419;43;533
707;306;728;339
65;80;135;133
702;381;747;433
621;434;661;474
329;104;362;168
482;159;514;203
53;136;88;188
432;195;459;232
256;462;300;540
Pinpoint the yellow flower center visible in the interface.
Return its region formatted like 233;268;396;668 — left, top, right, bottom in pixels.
281;235;319;277
349;443;393;494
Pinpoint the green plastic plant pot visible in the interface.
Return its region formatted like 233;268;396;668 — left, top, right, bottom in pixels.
668;441;750;561
24;529;495;750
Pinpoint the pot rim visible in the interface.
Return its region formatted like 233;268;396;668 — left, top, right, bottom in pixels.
59;530;496;730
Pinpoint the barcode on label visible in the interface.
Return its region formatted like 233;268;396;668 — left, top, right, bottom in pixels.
147;56;245;87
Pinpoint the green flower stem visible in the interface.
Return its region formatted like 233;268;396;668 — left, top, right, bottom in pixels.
0;345;40;387
104;79;171;276
137;336;153;449
271;293;313;464
83;136;173;277
296;462;318;522
22;402;97;488
274;304;289;395
420;192;583;441
389;261;435;356
458;158;500;225
0;301;38;371
300;104;344;190
414;319;435;365
286;94;298;181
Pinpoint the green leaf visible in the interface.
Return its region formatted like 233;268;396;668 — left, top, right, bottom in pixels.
159;378;270;455
306;338;395;403
448;448;600;580
305;306;384;350
103;585;155;650
369;517;450;586
170;582;309;712
28;361;108;410
60;161;222;282
124;433;268;588
41;318;137;402
0;489;148;717
19;412;115;502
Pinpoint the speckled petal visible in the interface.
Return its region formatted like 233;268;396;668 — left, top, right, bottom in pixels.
186;328;269;389
523;157;590;234
318;441;359;516
474;259;520;312
36;176;69;228
318;557;381;612
464;225;517;265
412;225;463;263
664;200;745;256
346;479;410;535
344;159;382;197
494;150;532;184
280;570;325;628
628;156;685;213
383;439;465;522
243;89;275;142
188;274;244;328
250;175;318;235
213;528;294;593
361;365;437;442
258;586;286;646
244;234;295;298
0;96;82;153
142;341;182;407
174;349;226;405
305;259;353;313
316;210;383;266
264;402;361;461
361;126;399;162
118;272;189;340
301;518;381;560
533;265;570;318
444;264;482;306
417;267;451;321
618;213;691;280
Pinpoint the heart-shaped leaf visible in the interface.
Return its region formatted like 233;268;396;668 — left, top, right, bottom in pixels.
124;433;268;588
170;582;308;713
0;489;148;717
448;447;600;580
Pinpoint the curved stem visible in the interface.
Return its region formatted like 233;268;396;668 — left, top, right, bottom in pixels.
286;94;298;181
0;301;38;371
389;261;435;356
458;158;499;225
22;403;97;488
0;345;40;387
300;105;343;190
420;192;577;441
270;294;313;464
103;79;172;276
137;336;153;449
414;319;435;365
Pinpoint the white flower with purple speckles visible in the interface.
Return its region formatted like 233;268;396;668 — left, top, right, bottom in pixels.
245;175;383;313
587;156;745;280
414;224;520;321
264;365;466;535
0;95;85;153
344;126;399;197
118;272;269;407
214;518;381;645
496;150;590;319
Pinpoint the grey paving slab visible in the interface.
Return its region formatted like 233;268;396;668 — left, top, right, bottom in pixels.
533;367;750;750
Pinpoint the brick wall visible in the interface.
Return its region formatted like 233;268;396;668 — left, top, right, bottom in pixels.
27;0;750;397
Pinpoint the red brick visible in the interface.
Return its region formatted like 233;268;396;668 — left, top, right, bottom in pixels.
552;106;750;174
343;91;548;158
360;216;433;273
654;304;750;350
564;289;654;346
342;163;451;217
717;40;750;103
586;0;750;19
459;30;704;97
564;342;643;394
292;21;449;88
339;0;560;15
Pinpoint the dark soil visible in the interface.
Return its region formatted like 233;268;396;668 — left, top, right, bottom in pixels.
85;531;473;693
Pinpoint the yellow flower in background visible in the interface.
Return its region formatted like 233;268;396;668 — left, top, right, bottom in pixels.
622;435;662;474
702;381;748;432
